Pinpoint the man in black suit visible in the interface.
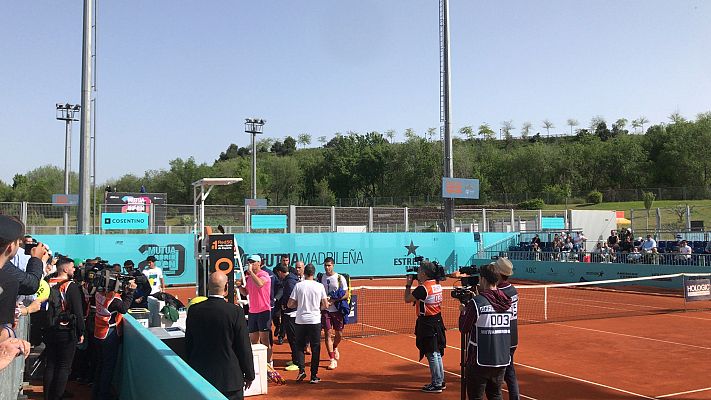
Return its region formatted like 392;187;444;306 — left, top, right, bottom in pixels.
186;272;255;400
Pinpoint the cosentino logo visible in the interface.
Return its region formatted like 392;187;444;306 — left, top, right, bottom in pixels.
393;240;421;266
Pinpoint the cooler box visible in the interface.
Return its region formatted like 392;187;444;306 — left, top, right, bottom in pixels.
128;308;150;328
244;344;268;397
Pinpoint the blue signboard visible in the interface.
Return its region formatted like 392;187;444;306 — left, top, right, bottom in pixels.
34;234;196;285
442;178;480;199
102;212;149;230
541;217;565;230
251;215;287;230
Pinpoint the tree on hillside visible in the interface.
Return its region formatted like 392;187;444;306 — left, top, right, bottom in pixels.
404;128;418;141
631;118;642;133
318;136;328;146
217;143;249;161
669;111;686;124
542;119;554;137
384;129;396;143
458;126;476;140
426;127;437;142
478;124;495;140
614;118;628;131
501;120;515;140
521;122;532;138
636;116;649;134
263;156;302;205
256;138;274;153
271;136;297;156
567;118;579;135
297;133;312;148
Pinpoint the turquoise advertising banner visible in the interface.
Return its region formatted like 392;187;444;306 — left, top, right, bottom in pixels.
34;234;196;285
233;232;480;277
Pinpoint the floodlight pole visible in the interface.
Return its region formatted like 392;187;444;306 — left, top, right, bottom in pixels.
244;118;266;200
56;103;80;234
78;0;93;234
440;0;455;232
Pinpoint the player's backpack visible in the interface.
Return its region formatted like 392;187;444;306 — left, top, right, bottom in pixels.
317;272;353;320
46;280;75;332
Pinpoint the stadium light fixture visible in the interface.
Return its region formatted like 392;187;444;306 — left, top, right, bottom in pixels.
244;118;266;199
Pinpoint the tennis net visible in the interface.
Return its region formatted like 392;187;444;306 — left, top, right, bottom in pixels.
343;273;711;338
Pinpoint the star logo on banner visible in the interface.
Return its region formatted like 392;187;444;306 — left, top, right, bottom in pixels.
405;240;419;256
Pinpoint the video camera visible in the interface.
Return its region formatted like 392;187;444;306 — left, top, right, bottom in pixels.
75;259;145;294
407;256;447;282
450;265;482;304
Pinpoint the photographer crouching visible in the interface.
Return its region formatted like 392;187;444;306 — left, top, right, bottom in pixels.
404;259;447;393
92;270;137;400
459;262;512;400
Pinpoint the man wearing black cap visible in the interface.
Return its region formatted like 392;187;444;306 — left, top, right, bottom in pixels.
491;258;520;400
124;260;150;308
0;215;47;328
142;255;165;295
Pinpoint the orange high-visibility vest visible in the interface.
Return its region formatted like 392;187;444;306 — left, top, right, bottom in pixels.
416;280;443;317
94;291;123;339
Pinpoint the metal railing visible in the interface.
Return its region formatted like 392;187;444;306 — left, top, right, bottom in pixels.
484;250;711;266
2;201;710;236
0;315;30;400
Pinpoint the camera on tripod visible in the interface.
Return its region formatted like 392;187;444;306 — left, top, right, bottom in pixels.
407;256;446;282
450;265;482;304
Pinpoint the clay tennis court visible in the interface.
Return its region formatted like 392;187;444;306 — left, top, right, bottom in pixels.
267;277;711;399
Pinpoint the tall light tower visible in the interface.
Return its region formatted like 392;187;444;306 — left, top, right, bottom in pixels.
56;103;81;234
244;118;266;199
77;0;94;234
440;0;455;231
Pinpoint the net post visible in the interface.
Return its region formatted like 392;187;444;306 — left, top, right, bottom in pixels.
544;287;548;321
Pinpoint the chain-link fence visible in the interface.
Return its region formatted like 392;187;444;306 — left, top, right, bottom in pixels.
3;201;710;236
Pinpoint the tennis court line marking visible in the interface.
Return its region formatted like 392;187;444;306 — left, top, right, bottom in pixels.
515;362;656;399
346;338;540;400
554;322;711;351
655;386;711;398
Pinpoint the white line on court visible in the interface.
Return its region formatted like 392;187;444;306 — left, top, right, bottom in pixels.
346;338;540;400
655;386;711;398
552;322;711;350
515;362;656;399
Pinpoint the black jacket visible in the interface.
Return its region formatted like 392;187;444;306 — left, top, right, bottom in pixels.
280;272;299;313
186;297;255;393
0;257;43;325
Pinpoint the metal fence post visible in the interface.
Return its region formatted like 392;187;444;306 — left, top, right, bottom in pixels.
686;205;691;231
368;207;373;232
330;206;336;232
21;201;28;225
537;209;543;231
482;209;488;232
404;207;409;232
245;205;251;233
510;209;515;232
289;205;296;233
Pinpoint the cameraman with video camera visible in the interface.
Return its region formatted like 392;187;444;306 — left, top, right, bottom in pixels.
459;262;512;400
92;268;137;400
404;260;447;393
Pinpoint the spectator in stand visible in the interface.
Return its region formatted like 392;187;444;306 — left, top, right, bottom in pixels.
561;237;574;261
530;234;541;248
573;232;587;252
531;242;542;261
704;240;711;254
649;247;661;265
591;243;603;263
676;240;692;263
552;234;562;261
601;242;614;263
607;230;620;251
641;235;657;254
620;236;634;253
627;247;642;263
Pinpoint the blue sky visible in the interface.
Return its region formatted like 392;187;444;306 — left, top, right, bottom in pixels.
1;1;709;184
